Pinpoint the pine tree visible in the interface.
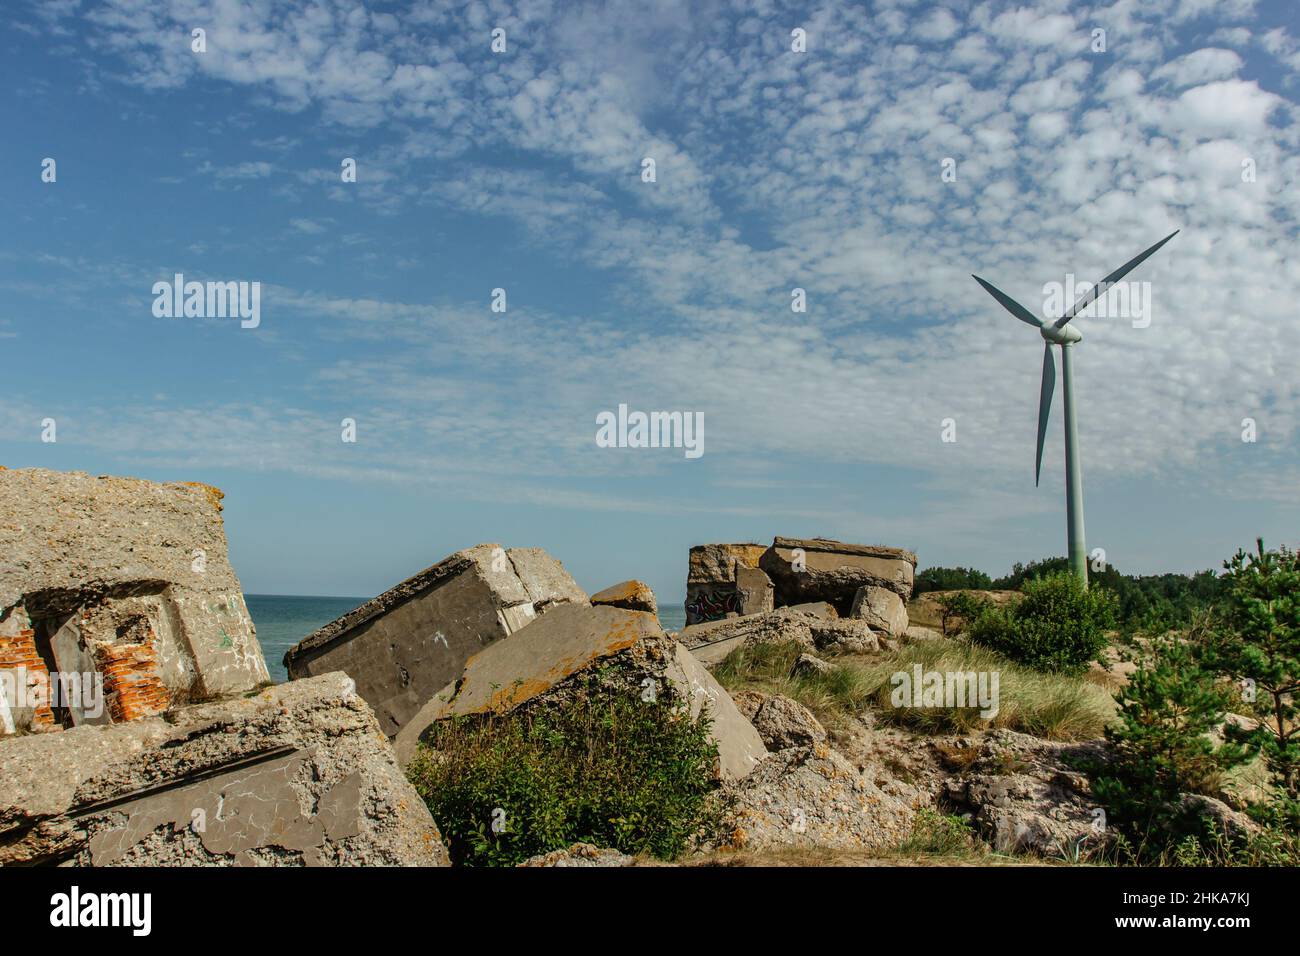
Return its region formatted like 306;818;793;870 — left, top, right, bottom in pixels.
1090;635;1249;849
1204;539;1300;826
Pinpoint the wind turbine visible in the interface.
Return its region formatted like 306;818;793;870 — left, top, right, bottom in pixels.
971;230;1179;588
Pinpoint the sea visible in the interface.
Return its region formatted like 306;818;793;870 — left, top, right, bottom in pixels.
246;594;687;684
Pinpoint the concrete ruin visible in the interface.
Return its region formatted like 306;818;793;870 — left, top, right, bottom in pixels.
395;603;767;780
678;602;838;666
283;544;587;737
851;584;910;636
760;537;917;615
591;579;657;615
685;543;773;625
0;673;446;866
0;467;269;735
686;538;916;625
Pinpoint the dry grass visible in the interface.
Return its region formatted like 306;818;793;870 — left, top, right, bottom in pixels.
713;637;1116;741
711;640;874;736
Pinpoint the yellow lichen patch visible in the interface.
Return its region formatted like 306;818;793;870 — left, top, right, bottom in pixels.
609;582;640;601
448;611;651;718
181;481;226;512
591;579;656;609
483;677;554;713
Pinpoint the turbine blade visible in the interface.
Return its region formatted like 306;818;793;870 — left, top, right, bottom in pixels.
1056;229;1180;327
1036;343;1056;487
971;274;1044;328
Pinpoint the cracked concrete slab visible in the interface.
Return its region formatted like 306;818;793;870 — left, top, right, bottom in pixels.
283;544;587;737
0;673;447;866
395;603;767;781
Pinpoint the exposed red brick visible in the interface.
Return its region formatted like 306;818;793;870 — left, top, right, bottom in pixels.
0;628;56;729
96;637;170;722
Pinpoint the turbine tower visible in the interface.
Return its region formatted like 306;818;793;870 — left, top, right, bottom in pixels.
971;230;1179;588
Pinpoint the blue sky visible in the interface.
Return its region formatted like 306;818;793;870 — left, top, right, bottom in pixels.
2;0;1297;605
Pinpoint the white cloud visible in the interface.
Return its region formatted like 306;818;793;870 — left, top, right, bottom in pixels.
915;9;962;42
1174;79;1284;134
988;8;1077;47
17;0;1300;527
289;217;330;234
1152;48;1244;88
198;160;275;180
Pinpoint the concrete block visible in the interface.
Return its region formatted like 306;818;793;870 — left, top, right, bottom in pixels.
850;585;910;636
0;467;269;733
687;543;768;585
0;673;447;866
760;537;917;614
507;547;589;608
284;544;587;737
395;603;766;780
735;566;774;616
684;542;767;625
679;603;837;666
591;579;657;615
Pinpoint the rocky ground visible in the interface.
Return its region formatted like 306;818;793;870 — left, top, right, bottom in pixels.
698;628;1110;862
648;599;1256;866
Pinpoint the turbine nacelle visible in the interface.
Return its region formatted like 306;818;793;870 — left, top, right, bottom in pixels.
1041;323;1081;345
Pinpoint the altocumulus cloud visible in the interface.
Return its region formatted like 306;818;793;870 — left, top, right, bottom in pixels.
9;0;1300;531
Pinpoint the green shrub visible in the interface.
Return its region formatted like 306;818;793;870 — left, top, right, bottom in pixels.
1085;635;1250;858
406;689;724;866
993;557;1222;636
936;590;994;636
968;571;1116;674
1202;539;1300;828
